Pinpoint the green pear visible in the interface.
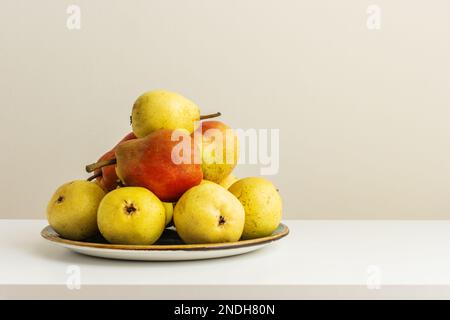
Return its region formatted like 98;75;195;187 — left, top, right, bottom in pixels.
228;177;282;239
174;182;245;244
131;90;200;138
97;187;165;245
47;180;105;240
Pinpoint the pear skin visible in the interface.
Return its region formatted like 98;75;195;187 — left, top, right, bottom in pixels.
94;149;116;191
174;183;245;244
193;121;239;183
162;202;174;226
47;180;105;240
131;90;200;138
95;132;136;191
97;187;165;245
115;129;203;202
218;174;238;189
229;177;282;239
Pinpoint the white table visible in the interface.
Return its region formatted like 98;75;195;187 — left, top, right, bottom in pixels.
1;219;450;299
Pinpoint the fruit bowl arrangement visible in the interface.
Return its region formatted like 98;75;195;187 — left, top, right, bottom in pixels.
42;90;288;261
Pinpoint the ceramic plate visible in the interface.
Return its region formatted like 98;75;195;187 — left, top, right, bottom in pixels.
41;223;289;261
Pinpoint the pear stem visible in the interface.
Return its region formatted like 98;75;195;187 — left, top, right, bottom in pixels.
117;179;125;188
87;172;102;181
200;112;221;120
85;158;116;173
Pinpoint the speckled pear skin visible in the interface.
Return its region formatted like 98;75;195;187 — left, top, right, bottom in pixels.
115;129;203;202
97;187;165;245
47;180;105;240
194;121;239;184
229;177;282;240
174;182;245;244
131;90;200;138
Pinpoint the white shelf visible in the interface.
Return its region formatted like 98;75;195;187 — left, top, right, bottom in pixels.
1;219;450;299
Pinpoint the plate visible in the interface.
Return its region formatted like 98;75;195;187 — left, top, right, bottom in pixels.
41;223;289;261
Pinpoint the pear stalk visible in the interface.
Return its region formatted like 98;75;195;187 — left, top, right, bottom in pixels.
200;112;221;120
85;158;116;173
86;112;220;173
87;172;102;181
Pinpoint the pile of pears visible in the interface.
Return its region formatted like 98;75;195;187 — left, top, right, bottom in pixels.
47;90;282;245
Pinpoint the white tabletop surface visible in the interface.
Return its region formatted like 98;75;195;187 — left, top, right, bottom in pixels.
1;219;450;299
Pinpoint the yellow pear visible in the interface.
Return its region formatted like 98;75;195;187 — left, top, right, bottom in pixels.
162;202;174;226
200;179;216;185
228;177;282;239
219;174;238;189
194;121;239;183
97;187;165;245
174;182;245;244
131;90;200;138
47;180;105;240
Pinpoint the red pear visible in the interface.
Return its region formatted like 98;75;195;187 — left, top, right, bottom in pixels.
94;132;136;191
115;129;202;201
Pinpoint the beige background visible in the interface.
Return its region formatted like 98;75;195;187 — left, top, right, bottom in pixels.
1;0;449;219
